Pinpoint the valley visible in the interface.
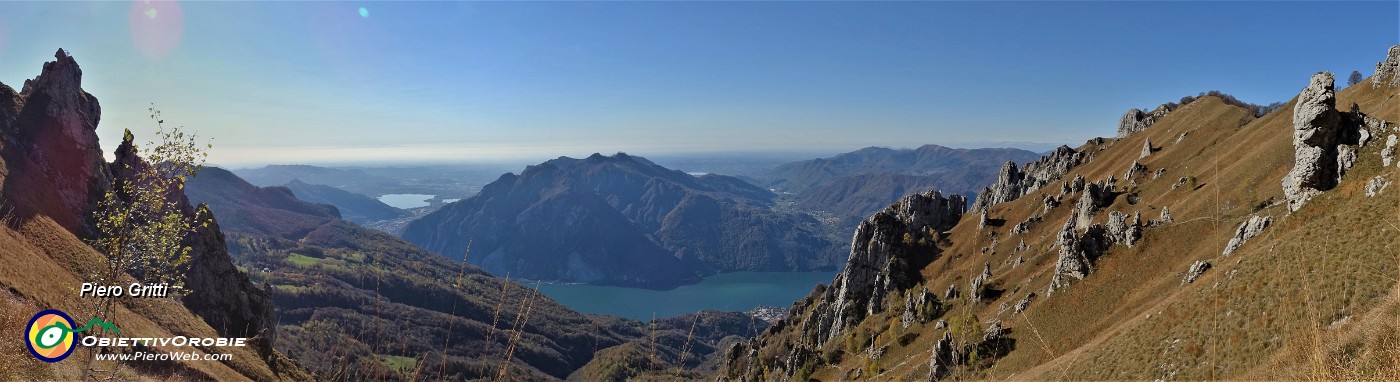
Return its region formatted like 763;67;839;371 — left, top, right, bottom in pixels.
1;2;1395;381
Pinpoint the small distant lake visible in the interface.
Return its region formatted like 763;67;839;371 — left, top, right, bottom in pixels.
536;271;838;321
378;194;434;209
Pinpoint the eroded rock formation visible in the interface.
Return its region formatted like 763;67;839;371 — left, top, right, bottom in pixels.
972;146;1086;213
809;190;966;345
1222;215;1271;257
1118;105;1173;138
1182;260;1211;285
1282;72;1384;212
1366;175;1390;198
1374;45;1400;88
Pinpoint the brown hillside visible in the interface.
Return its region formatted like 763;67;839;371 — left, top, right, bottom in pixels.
0;212;306;381
0;50;310;381
721;45;1400;381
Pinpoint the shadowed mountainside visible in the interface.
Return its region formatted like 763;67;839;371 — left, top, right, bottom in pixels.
402;153;844;289
189;165;766;380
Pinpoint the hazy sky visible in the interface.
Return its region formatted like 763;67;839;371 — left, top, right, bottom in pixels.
0;1;1397;167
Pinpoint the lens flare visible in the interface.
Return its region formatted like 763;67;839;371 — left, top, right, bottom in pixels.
359;7;369;18
128;0;184;60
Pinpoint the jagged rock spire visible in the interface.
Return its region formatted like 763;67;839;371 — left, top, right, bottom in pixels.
1374;45;1400;88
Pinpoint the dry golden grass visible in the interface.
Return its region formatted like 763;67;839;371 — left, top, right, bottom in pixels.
0;212;306;381
783;75;1400;381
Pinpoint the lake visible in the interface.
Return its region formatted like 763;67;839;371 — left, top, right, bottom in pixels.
536;271;839;321
378;194;434;209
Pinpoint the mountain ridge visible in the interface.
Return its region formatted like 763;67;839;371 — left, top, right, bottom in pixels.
402;152;843;288
720;45;1400;381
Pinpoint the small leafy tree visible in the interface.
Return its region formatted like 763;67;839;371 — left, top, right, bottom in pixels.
88;105;209;309
1348;70;1364;87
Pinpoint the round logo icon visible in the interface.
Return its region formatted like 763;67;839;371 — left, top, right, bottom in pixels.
25;310;76;362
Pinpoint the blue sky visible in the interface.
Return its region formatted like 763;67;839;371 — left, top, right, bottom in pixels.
0;1;1397;167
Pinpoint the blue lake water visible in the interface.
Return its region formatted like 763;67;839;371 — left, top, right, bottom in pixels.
536;271;839;321
378;193;434;209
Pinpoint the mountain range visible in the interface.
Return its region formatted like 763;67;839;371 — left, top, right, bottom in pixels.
402;153;844;288
760;145;1041;228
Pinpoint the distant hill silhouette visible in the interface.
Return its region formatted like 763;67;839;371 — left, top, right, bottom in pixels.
402;153;844;288
283;179;404;223
764;144;1041;227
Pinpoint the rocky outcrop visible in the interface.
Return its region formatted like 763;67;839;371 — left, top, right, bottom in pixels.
1;50;285;370
926;321;1014;380
109;124;281;353
0;49;109;234
1374;45;1400;88
1106;210;1142;248
1222;215;1271;257
901;288;940;329
1283;72;1344;211
1125;161;1148;180
1282;72;1379;212
1140;138;1154;158
1072;181;1115;232
812;190;965;345
970;262;992;301
929;331;957;380
1182;261;1211;284
1159;206;1173;224
1013;292;1035;314
1118;105;1173;138
976;161;1026;215
1366;175;1390;198
1384;135;1398;167
1049;219;1110;295
1049;179;1126;295
972;146;1086;213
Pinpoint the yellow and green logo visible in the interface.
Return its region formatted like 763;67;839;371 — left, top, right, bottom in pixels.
24;309;120;362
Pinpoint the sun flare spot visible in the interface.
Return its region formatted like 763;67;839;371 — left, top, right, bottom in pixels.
129;0;183;60
359;7;369;18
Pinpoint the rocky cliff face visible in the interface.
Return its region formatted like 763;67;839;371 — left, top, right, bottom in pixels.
0;48;295;375
0;49;109;234
818;190;965;343
721;190;963;380
971;145;1087;213
1;50;282;360
1374;45;1400;88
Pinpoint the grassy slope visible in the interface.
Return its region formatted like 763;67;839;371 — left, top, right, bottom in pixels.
0;208;306;381
790;78;1399;380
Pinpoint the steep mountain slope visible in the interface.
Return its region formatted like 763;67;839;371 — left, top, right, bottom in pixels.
402;153;842;288
0;50;308;381
282;179;404;224
189;167;633;380
721;46;1400;381
765;145;1041;228
189;166;763;381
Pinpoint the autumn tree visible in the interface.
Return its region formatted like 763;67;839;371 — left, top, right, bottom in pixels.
88;105;210;308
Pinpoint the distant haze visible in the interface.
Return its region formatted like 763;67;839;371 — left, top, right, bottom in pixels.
0;2;1395;166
